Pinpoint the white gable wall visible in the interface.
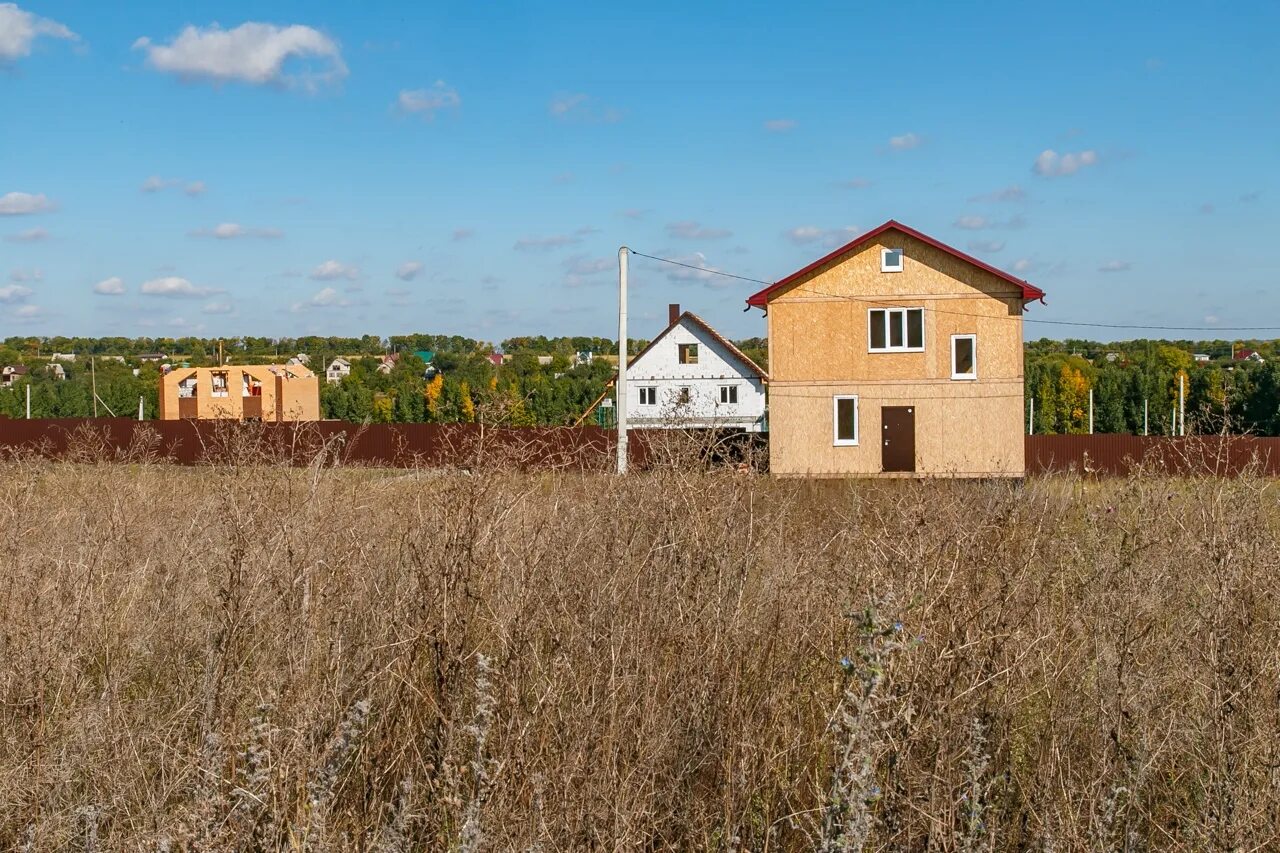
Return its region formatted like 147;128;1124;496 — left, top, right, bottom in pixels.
622;317;766;430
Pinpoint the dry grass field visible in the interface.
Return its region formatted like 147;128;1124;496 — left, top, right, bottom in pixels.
2;441;1279;850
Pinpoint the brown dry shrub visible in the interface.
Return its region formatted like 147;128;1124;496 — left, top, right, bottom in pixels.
0;445;1278;850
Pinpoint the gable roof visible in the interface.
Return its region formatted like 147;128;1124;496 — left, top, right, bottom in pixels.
627;311;766;379
571;311;766;427
745;219;1046;307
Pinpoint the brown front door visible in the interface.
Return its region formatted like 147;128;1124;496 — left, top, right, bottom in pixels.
881;406;916;473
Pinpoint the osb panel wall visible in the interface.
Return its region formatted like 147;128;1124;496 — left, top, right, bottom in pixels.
159;367;319;422
767;230;1026;384
768;382;1024;477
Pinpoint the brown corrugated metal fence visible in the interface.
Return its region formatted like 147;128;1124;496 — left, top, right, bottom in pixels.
3;418;1280;475
1025;434;1280;476
0;418;635;470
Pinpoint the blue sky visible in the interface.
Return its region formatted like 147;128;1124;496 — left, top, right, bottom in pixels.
2;1;1276;343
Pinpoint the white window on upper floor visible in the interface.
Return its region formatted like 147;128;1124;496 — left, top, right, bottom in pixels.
881;247;904;272
719;385;738;405
639;386;657;405
868;308;924;352
951;334;977;380
833;395;859;446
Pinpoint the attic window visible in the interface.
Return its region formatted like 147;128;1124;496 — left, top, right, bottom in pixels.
881;247;904;272
678;343;699;365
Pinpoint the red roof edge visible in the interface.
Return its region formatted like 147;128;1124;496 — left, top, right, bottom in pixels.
745;219;1046;307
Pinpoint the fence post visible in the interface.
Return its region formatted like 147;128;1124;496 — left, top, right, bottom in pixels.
1028;396;1034;435
1088;388;1094;434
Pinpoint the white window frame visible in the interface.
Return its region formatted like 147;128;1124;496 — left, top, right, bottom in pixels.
951;334;977;380
638;386;657;405
719;384;738;405
832;395;859;446
880;247;904;273
867;307;925;353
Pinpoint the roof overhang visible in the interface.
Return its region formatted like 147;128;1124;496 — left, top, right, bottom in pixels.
745;219;1046;308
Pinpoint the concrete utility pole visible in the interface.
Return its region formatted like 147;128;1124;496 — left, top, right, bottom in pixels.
1088;388;1094;434
138;396;144;421
1179;373;1186;436
1144;399;1149;436
1028;397;1034;435
616;246;629;474
25;383;30;419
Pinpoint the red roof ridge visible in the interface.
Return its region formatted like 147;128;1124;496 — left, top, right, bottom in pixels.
745;219;1046;307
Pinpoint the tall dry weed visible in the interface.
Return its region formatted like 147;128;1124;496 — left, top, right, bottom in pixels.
1;433;1279;849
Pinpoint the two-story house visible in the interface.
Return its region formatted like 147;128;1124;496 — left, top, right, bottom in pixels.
746;220;1044;477
580;304;767;431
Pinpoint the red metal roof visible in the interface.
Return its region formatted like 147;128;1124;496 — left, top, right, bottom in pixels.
745;219;1046;307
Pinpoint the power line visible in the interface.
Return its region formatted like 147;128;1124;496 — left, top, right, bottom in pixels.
629;250;773;286
632;248;1280;334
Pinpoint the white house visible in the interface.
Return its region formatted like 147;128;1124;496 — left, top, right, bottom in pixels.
582;304;767;431
326;357;352;384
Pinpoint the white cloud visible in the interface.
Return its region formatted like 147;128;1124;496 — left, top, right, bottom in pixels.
837;178;871;190
563;254;613;287
1033;149;1099;177
9;267;41;282
396;81;460;118
954;215;989;230
666;220;732;240
514;234;581;251
0;3;78;62
11;304;43;320
549;93;585;116
1098;260;1132;273
189;222;282;239
201;300;234;315
548;92;622;123
0;191;55;215
969;184;1026;203
785;226;825;244
93;276;126;296
185;181;206;196
141;175;177;193
4;227;47;242
133;22;347;90
888;132;922;150
552;172;574;185
764;118;796;132
395;260;424;281
0;284;33;303
658;252;739;288
968;239;1005;253
452;227;474;241
290;286;349;312
140;276;215;298
1199;202;1214;215
310;259;359;281
1012;258;1033;274
784;225;860;249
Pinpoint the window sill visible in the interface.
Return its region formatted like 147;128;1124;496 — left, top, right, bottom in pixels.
951;375;977;381
833;440;859;447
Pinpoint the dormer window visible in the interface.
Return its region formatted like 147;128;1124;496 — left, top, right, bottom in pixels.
881;247;904;273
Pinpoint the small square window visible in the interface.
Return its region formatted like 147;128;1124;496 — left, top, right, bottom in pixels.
678;343;699;365
719;385;738;405
951;335;976;380
639;386;657;405
881;248;904;272
833;395;859;445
